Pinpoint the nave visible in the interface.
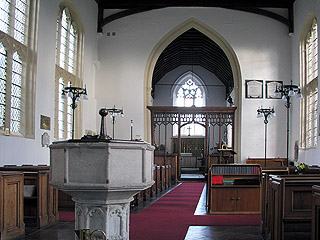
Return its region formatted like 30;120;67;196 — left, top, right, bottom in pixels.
13;179;309;240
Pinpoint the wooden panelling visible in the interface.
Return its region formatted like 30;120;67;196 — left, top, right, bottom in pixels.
0;166;59;229
0;172;25;240
312;185;320;240
265;174;320;240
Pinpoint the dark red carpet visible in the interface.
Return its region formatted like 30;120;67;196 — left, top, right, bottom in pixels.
59;183;260;240
130;182;260;240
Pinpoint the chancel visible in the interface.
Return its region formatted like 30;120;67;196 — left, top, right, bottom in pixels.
0;0;320;240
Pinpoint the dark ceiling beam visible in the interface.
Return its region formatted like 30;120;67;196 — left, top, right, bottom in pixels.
97;4;295;34
97;7;161;32
226;7;292;33
95;0;295;9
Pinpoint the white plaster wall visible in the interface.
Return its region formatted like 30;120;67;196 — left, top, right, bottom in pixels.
153;65;226;107
292;0;320;166
0;0;98;166
97;7;291;162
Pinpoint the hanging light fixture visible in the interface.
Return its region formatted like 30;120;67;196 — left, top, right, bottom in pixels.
273;80;303;166
257;106;276;167
61;84;88;139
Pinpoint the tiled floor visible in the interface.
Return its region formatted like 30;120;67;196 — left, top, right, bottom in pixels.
14;177;312;240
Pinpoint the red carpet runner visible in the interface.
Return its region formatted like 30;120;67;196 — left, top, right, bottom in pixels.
59;183;260;240
130;182;260;240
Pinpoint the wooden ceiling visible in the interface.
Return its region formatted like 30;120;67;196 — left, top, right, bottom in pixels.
95;0;296;32
152;28;233;96
95;0;296;98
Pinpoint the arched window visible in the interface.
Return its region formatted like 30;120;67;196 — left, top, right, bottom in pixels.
173;71;206;107
55;4;84;140
300;17;318;149
0;0;38;137
172;71;206;136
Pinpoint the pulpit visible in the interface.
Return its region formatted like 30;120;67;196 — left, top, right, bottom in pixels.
217;148;236;164
50;139;154;240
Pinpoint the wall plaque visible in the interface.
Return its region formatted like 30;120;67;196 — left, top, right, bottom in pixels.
245;80;263;98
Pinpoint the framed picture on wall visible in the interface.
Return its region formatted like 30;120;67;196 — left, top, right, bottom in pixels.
245;80;263;98
40;115;50;130
266;81;283;99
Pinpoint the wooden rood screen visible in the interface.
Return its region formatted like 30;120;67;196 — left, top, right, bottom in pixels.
147;106;237;177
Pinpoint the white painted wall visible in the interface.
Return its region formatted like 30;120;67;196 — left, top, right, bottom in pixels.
0;0;98;166
97;7;291;162
291;0;320;166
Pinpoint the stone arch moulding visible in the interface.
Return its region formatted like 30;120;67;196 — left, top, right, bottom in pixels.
143;17;242;162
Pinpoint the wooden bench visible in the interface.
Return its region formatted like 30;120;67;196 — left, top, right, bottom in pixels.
0;171;25;239
0;165;58;229
154;155;178;185
246;158;287;167
265;174;320;240
312;185;320;240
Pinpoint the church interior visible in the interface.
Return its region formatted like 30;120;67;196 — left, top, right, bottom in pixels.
1;0;320;239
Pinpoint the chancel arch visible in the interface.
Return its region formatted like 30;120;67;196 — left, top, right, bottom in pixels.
144;18;242;163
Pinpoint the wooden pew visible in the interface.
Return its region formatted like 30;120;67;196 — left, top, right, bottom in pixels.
155;165;161;194
0;165;58;229
161;165;166;191
247;157;287;167
0;171;25;239
261;169;289;236
151;165;156;197
312;185;320;240
266;174;320;240
165;165;171;188
154;155;178;185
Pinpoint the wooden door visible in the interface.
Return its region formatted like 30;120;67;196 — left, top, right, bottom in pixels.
210;188;236;213
38;171;49;228
236;187;260;213
1;173;25;239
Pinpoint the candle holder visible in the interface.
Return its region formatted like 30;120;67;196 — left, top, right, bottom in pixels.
104;105;124;139
257;106;276;167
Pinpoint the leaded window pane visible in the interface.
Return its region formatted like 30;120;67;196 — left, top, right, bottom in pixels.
0;42;6;128
14;0;27;43
58;78;64;139
304;19;318;148
0;0;9;34
67;97;72;139
10;52;22;132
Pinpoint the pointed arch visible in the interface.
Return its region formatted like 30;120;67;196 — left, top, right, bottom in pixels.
144;18;242;161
